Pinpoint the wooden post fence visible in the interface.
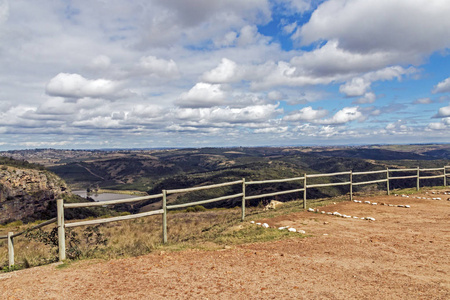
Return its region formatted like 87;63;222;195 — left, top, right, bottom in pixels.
417;167;420;191
162;190;167;244
444;166;447;187
350;171;353;201
303;174;307;209
7;232;14;268
0;217;57;268
57;199;66;261
386;168;390;195
241;178;246;221
47;164;450;262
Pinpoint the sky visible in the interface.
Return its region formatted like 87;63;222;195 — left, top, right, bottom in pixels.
0;0;449;150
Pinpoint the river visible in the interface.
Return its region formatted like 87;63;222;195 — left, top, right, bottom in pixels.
72;190;137;202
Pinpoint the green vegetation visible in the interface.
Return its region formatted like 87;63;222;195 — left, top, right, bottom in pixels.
0;156;45;170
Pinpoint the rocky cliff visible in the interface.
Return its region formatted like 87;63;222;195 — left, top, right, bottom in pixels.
0;166;67;224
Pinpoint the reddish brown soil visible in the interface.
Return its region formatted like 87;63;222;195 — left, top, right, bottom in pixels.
1;192;450;299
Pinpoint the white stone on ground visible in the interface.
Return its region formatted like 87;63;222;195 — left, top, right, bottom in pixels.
262;223;269;228
288;228;297;232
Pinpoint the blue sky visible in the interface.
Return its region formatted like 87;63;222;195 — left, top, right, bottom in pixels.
0;0;449;150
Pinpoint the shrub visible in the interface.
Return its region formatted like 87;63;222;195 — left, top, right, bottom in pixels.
185;205;207;212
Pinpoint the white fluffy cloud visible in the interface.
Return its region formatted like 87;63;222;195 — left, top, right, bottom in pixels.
171;104;282;125
385;120;411;134
46;73;124;99
319;107;362;125
298;0;450;55
434;104;450;118
176;83;227;108
339;66;415;97
339;78;371;97
283;106;328;122
354;92;376;104
433;77;450;94
202;58;238;83
138;56;179;79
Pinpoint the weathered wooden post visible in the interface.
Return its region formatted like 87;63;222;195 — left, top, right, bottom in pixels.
7;232;14;268
444;166;447;187
350;171;353;201
162;190;167;244
241;178;246;221
57;199;66;261
303;173;307;209
386;168;390;195
416;167;420;191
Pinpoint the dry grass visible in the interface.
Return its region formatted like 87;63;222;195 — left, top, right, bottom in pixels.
0;201;310;270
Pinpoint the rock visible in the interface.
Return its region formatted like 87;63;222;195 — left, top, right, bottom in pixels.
250;221;255;224
264;200;284;211
298;230;306;234
0;166;67;223
308;208;315;212
288;228;296;232
262;223;269;228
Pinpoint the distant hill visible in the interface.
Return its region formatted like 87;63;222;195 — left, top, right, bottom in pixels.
1;145;449;213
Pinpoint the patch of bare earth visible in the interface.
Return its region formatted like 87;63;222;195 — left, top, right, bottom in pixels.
1;193;450;299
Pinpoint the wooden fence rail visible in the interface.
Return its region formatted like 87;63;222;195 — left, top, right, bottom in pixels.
55;165;450;261
0;217;57;268
2;166;449;266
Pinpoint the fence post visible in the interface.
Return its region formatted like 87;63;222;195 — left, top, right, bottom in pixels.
416;167;420;191
241;178;246;221
7;232;14;268
350;171;353;201
444;167;447;187
386;168;390;195
57;199;66;261
162;190;167;244
303;173;307;209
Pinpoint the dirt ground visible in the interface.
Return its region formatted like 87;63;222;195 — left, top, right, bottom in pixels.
1;191;450;299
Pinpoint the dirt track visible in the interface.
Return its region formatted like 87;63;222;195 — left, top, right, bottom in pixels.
1;192;450;299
